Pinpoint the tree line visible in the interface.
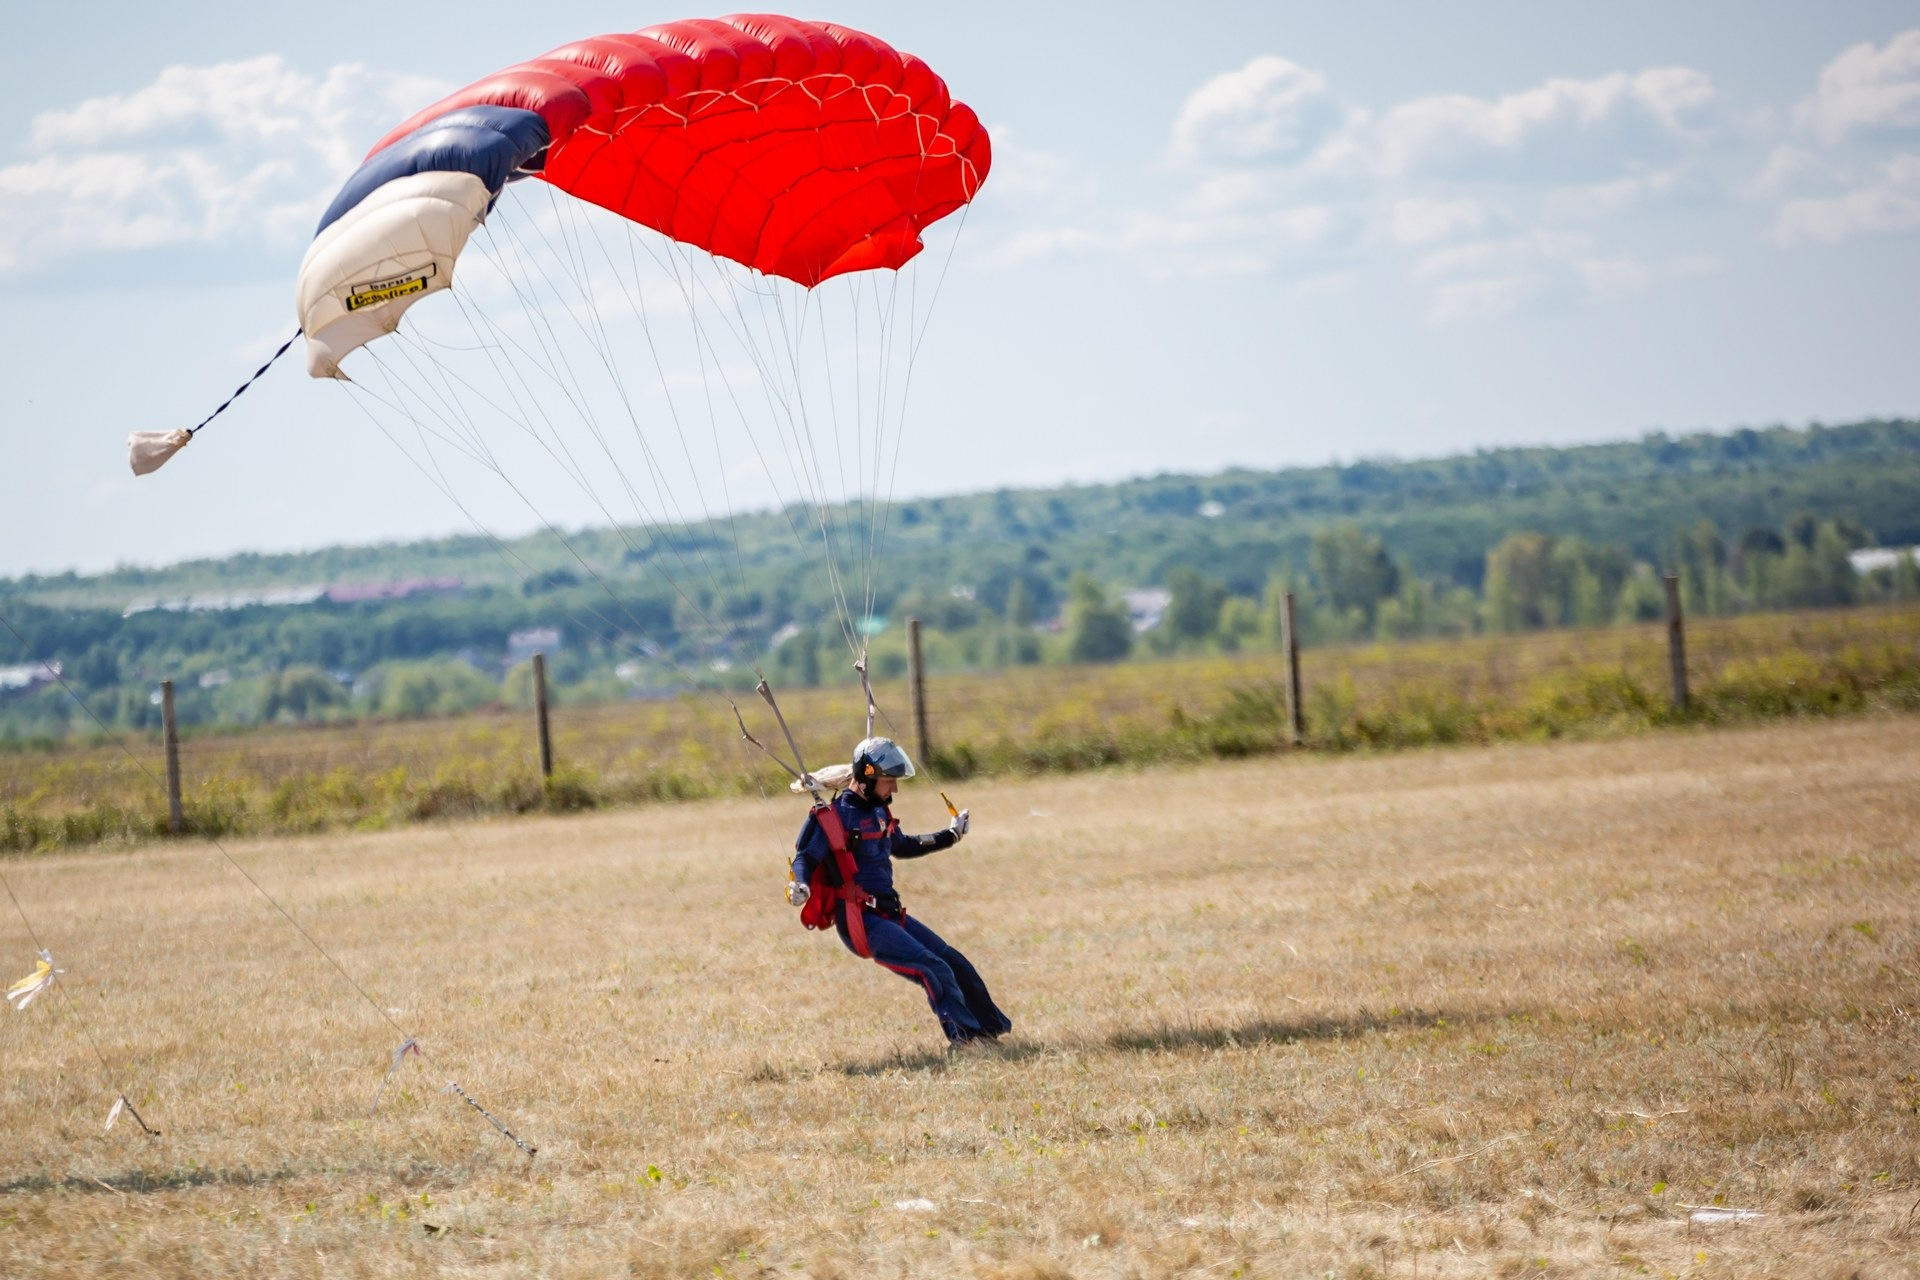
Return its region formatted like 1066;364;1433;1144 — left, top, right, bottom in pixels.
4;421;1918;738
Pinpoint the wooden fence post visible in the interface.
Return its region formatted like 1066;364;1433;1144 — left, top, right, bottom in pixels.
1283;592;1305;745
907;617;932;768
1663;574;1689;712
532;652;553;780
161;679;184;835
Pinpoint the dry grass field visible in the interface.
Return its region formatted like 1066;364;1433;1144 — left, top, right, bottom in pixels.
1;715;1917;1277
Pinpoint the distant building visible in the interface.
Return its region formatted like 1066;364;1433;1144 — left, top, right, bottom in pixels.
0;660;61;694
1121;588;1172;632
507;627;562;663
120;577;462;617
326;576;463;604
123;586;326;617
1849;547;1919;574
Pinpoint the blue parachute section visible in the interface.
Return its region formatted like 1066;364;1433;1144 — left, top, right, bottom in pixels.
316;105;549;236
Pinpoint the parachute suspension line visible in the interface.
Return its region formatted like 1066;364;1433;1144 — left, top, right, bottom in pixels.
860;267;910;640
802;285;871;667
784;282;867;660
541;187;742;614
627;229;869;672
362;260;754;673
549;185;742;600
336;372;784;762
479;208;696;543
644;231;863;661
846;274;875;651
579;202;756;613
866;270;908;648
340;388;798;838
343;370;801;844
864;204;979;671
488;201;767;666
185;328;302;438
482;211;731;601
342;353;727;668
652;229;765;668
511;192;729;591
0;612;542;1156
0;843;158;1137
610;217;767;606
832;210;976;758
376;337;509;482
336;382;698;687
441;280;690;564
347;360;732;666
433;226;751;648
706;257;861;654
764;282;864;660
448;230;615;502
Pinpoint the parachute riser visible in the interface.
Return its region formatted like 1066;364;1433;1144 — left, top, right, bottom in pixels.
751;679;823;805
855;654;877;740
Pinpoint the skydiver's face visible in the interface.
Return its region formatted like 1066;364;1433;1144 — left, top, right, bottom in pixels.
873;774;898;803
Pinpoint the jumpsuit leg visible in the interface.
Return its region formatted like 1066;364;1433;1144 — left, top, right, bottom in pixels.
840;909;983;1043
899;915;1012;1039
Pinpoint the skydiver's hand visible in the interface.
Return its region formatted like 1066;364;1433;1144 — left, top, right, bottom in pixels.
947;808;970;842
786;879;810;908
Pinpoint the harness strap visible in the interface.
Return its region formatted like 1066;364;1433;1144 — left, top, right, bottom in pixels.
812;805;875;959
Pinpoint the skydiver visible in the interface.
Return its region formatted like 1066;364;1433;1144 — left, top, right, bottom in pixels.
787;736;1011;1049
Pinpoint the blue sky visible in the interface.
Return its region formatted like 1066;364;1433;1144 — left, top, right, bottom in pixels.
3;2;1918;579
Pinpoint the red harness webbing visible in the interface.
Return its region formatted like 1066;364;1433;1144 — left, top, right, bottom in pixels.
808;803;876;959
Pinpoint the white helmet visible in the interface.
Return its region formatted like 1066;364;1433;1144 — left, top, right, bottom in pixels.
851;736;916;788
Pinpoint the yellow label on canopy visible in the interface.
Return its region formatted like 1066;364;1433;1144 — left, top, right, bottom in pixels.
346;263;437;311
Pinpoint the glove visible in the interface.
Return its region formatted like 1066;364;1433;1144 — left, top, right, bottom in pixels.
786;878;810;908
948;808;970;841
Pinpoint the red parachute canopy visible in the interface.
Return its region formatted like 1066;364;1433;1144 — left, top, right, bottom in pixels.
367;13;990;287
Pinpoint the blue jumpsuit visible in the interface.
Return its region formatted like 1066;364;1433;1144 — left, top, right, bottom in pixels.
793;790;1012;1044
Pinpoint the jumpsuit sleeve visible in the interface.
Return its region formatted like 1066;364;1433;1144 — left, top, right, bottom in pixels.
792;813;828;882
890;825;956;860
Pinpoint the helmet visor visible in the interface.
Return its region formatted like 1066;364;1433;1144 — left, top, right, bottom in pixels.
855;736;917;780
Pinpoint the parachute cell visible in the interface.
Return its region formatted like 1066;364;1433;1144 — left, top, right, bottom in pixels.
297;13;991;378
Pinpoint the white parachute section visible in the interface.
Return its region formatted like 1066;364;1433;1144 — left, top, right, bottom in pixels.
297;171;495;379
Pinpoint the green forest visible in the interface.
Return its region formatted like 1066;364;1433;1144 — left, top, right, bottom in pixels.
3;418;1917;741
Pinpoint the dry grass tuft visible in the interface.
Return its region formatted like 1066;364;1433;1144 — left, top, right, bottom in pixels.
0;715;1915;1276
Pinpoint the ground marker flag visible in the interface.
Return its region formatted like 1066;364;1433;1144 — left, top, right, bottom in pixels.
7;951;61;1011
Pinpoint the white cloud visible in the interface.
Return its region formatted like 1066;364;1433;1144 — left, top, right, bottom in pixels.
989;197;1349;277
1172;56;1338;164
1748;144;1825;197
1412;231;1657;322
978;127;1074;200
1383;197;1485;247
0;57;446;273
992;53;1742;321
1353;68;1716;180
1795;28;1920;144
1541;171;1678;220
1773;152;1920;243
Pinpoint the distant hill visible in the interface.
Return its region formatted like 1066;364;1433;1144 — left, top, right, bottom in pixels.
12;418;1916;612
2;418;1917;739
